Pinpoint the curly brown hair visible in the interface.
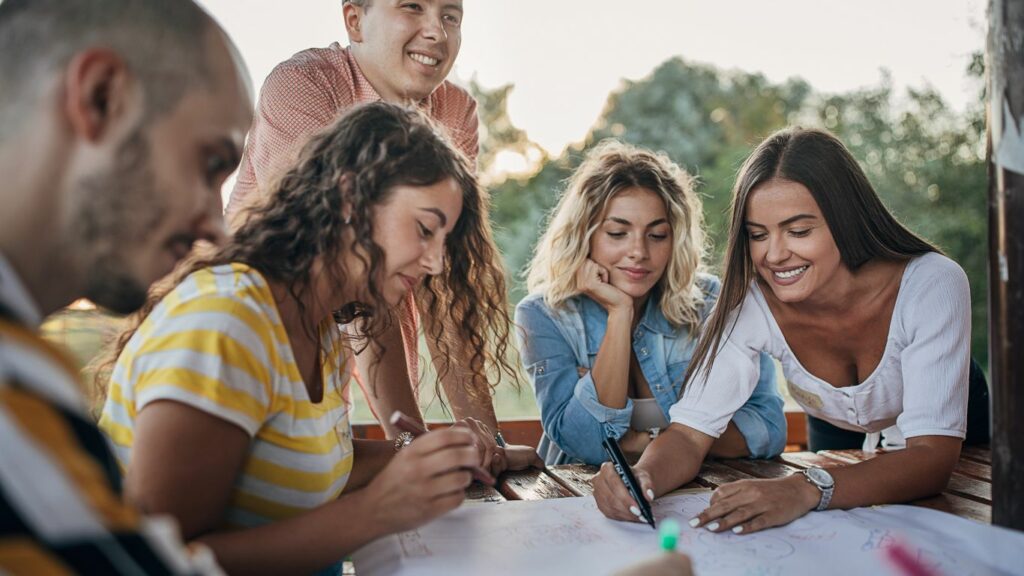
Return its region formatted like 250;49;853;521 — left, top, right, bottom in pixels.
96;102;518;402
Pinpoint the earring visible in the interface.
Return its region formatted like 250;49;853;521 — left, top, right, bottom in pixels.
344;215;352;225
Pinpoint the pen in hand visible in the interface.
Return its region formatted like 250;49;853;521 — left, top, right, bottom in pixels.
389;411;496;486
603;435;656;529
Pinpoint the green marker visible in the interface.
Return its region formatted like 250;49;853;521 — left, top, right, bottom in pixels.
659;519;680;552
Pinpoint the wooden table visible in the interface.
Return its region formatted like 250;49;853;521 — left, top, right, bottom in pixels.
467;446;994;523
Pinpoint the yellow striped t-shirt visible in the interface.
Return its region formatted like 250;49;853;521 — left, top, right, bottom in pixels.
99;263;354;528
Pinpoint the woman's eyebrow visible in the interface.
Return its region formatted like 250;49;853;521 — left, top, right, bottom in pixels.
419;207;448;227
745;213;817;227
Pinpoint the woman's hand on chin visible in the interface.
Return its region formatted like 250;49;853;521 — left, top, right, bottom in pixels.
576;259;633;312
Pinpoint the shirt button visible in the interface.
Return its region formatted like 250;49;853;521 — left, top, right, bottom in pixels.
640;347;649;356
536;365;546;375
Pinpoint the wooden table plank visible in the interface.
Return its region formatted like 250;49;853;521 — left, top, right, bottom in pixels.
945;474;992;503
498;468;575;501
718;458;802;480
954;458;992;482
464;481;506;502
911;492;992;523
960;445;992;464
691;461;755;489
818;449;875;464
778;451;849;469
547;464;598;496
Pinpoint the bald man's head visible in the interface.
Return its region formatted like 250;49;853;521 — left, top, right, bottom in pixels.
0;0;253;315
0;0;220;142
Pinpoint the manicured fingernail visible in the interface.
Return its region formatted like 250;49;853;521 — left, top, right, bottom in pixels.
706;522;720;531
732;526;744;534
646;489;655;500
630;506;642;517
688;517;700;528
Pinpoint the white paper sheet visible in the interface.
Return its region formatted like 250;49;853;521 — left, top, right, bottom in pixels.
353;491;1024;576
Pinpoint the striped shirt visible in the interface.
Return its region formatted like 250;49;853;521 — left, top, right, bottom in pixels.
99;263;355;528
0;263;218;574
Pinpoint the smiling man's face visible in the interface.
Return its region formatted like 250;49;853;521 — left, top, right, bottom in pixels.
345;0;464;103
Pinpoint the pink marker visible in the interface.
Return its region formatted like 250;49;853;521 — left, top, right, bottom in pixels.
884;541;938;576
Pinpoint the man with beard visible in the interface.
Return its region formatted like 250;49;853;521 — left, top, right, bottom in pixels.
0;0;252;572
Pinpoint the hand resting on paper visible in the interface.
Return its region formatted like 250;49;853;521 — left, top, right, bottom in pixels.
689;475;819;535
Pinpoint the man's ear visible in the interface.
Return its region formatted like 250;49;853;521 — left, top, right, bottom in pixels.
63;49;134;142
343;2;366;43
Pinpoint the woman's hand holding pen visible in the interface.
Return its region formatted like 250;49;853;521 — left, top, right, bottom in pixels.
361;427;481;534
576;259;632;313
592;461;657;523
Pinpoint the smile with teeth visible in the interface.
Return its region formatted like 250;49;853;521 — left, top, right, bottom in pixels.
408;52;439;66
774;265;808;279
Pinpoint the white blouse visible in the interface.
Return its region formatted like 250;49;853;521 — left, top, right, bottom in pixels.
669;252;971;451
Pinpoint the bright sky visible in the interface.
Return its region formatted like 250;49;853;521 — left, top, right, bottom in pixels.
198;0;986;155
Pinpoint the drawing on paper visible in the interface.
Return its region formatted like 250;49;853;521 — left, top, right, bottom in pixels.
354;491;1024;576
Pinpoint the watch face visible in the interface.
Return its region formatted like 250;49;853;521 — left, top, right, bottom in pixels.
807;467;835;489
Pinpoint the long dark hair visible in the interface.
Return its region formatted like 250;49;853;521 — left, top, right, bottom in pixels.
686;127;938;385
98;102;518;400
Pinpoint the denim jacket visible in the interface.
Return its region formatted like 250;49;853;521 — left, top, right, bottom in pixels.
514;274;786;465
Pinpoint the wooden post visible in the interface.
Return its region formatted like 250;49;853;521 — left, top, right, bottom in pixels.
987;0;1024;530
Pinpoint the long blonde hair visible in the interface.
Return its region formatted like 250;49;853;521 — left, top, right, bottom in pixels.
525;140;707;330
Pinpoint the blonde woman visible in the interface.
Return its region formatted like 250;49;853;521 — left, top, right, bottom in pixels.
515;141;785;467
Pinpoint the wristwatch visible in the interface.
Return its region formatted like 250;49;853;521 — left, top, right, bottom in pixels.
647;427;661;441
802;467;835;511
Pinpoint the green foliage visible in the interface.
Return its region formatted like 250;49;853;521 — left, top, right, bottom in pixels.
478;56;989;368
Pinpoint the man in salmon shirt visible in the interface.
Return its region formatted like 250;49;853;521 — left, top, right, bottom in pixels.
226;0;541;473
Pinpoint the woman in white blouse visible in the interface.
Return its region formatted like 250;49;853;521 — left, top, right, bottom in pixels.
593;127;975;535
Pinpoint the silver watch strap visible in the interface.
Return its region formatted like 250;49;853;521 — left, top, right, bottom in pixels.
815;485;833;511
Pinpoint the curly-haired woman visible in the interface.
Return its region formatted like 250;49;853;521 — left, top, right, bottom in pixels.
515;141;786;469
98;103;517;574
